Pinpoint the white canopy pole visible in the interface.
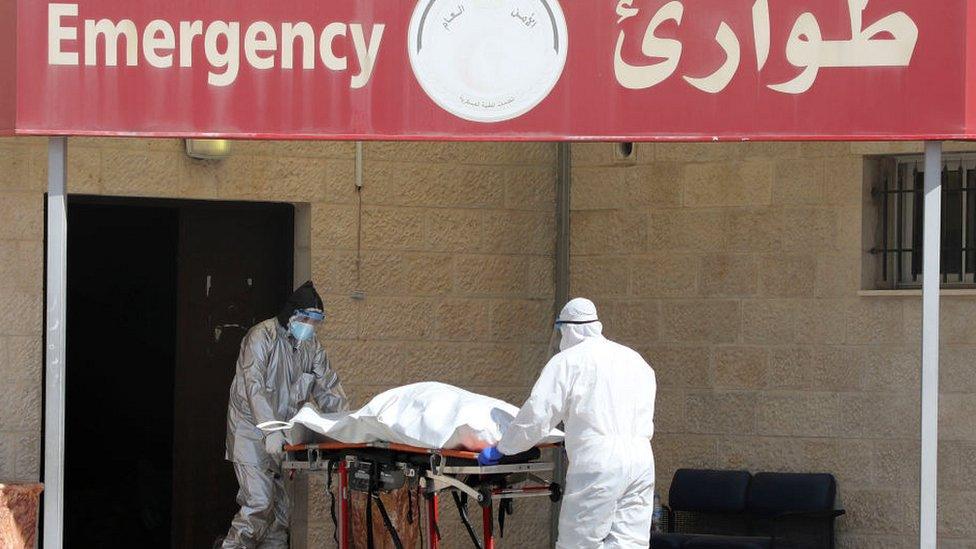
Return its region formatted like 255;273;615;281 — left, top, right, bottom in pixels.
919;140;942;549
44;137;68;549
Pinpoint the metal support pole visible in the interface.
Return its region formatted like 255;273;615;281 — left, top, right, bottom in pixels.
551;143;571;548
44;136;68;549
920;141;942;549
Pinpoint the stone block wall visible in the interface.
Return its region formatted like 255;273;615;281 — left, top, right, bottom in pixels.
571;141;976;548
0;137;556;548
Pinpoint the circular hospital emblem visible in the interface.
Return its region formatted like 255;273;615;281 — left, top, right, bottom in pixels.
408;0;569;123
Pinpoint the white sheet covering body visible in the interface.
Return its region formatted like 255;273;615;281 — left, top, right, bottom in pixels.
261;382;564;451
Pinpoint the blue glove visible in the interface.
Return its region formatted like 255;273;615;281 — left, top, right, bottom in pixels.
477;447;504;466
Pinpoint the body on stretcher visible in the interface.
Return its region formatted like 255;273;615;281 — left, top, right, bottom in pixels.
283;441;563;549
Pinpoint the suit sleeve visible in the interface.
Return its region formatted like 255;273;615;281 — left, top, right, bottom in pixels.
310;345;350;413
496;358;569;456
239;330;277;427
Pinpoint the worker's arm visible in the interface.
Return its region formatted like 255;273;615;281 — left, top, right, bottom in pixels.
239;329;277;426
496;358;569;456
310;345;350;413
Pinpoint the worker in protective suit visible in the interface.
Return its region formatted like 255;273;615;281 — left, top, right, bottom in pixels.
479;298;656;549
221;281;348;549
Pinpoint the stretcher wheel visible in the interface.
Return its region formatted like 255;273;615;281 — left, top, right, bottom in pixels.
549;483;562;503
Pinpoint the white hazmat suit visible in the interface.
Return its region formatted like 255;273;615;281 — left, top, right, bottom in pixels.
496;298;656;549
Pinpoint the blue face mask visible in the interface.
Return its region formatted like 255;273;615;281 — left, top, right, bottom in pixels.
288;321;315;341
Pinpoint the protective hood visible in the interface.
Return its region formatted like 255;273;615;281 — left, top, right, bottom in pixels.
277;281;325;328
549;298;604;352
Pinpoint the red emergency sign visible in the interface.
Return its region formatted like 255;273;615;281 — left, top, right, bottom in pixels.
0;0;974;141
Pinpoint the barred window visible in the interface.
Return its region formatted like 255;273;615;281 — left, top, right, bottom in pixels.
873;154;976;289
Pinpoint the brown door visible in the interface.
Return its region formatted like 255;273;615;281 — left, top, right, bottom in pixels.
171;202;294;548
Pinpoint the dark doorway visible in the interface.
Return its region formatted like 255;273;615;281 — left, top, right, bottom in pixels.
65;197;294;548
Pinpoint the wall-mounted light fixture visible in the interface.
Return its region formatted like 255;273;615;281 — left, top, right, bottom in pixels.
185;138;231;160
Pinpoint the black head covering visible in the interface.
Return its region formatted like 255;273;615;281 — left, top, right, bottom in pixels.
277;281;325;327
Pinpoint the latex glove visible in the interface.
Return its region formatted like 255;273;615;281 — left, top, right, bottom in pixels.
264;431;287;456
477;447;504;466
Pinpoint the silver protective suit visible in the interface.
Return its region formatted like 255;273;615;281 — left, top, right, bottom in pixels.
222;318;348;548
497;298;657;549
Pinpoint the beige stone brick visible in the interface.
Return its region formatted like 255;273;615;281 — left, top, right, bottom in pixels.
488;299;551;343
942;347;976;394
215;155;329;202
0;432;16;481
0;145;37;192
939;441;976;492
15;431;40;480
715;436;871;486
0;382;40;431
525;255;555;297
773;158;824;205
401;343;523;387
483;210;554;255
326;341;408;386
0;192;43;240
843;489;916;534
434;299;490;342
781;207;839;252
0;241;43;291
654;389;688;434
367;141;555;166
700;254;759;297
838;393;919;438
455;255;544;298
631;254;699;298
310;203;357;251
824;156;864;206
859;348;919;392
741;300;797;344
572;164;682;210
317;297;359;341
941;394;976;441
361;206;426;250
871;440;920;490
571;209;646;255
714;347;767;389
653;434;717;479
794;299;848;344
686;391;757;435
728;209;784;252
362;162;513;208
849;141;923;156
231;140;356;159
518;343;550;384
938;491;976;538
0;287;41;336
570;256;630;298
571;142;616;166
757;392;841;437
660;300;740;344
648;209;732;252
837;534;915;549
425;208;483;252
657;142;745;163
360;252;453;296
799;142;855;158
360;298;434;340
64;146;103;194
759;255;817;297
0;336;42;384
834;206;862;252
99;150;200;198
845;299;904;345
682;162;773;208
766;347;855;391
503;169;555;211
311;251;360;297
815;254;860;298
943;300;976;345
601;301;660;346
640;345;710;389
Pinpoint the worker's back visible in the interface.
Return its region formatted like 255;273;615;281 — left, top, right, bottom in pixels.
558;335;656;471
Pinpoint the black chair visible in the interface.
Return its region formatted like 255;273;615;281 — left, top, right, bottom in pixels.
746;473;845;549
666;469;754;536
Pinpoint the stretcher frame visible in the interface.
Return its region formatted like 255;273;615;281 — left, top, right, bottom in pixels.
283;441;562;549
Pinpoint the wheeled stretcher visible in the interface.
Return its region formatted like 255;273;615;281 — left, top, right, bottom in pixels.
283;441;563;549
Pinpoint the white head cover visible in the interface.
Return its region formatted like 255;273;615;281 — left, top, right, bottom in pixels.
556;298;603;351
